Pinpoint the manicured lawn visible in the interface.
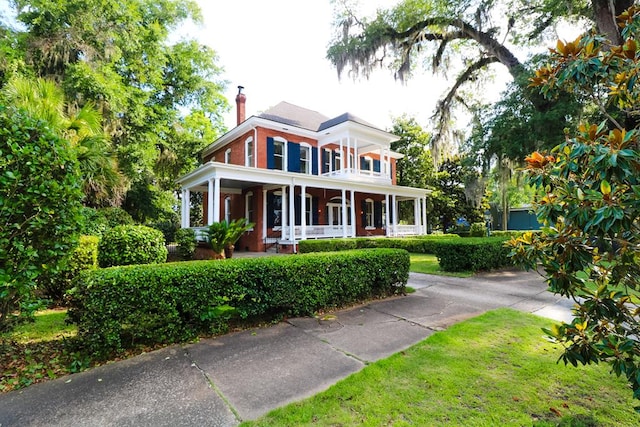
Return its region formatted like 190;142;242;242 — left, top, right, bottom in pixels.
240;309;638;427
409;253;473;277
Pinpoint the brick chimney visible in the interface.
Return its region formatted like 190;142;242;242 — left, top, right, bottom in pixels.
235;85;246;125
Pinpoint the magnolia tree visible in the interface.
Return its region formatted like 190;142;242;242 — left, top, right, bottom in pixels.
509;6;640;405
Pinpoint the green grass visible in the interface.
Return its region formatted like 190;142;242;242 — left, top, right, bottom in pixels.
240;309;638;427
3;309;77;343
409;253;474;277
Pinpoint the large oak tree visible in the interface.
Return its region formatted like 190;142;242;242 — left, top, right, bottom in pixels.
327;0;633;156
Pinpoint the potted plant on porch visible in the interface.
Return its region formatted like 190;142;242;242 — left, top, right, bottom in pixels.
204;218;254;259
224;218;254;258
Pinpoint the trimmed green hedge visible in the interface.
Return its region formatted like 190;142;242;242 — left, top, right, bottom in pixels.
98;225;167;267
434;237;513;272
38;235;99;304
68;249;409;357
298;235;460;254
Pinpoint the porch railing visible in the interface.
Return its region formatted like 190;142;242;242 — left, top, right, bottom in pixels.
282;225;350;240
393;225;423;236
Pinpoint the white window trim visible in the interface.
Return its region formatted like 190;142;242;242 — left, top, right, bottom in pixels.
273;136;287;171
224;196;232;223
245;191;254;230
363;156;373;174
225;148;232;164
245;136;254;167
304;193;313;225
365;198;375;229
300;143;311;174
334;148;342;171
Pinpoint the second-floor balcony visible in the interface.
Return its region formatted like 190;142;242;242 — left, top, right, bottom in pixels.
322;167;391;184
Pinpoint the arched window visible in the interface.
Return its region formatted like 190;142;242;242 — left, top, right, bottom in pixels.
245;137;254;167
225;148;232;164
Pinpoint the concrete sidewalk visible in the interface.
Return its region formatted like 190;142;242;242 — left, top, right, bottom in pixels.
0;269;574;427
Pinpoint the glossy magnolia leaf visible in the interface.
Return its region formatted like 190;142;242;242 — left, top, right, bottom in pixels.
600;180;612;195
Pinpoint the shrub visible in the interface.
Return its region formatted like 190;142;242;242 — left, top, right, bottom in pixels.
38;235;99;304
434;237;512;272
148;211;180;244
99;207;134;228
78;207;109;237
175;228;196;260
98;225;167;267
68;249;409;356
469;222;487;237
0;106;83;331
298;235;460;254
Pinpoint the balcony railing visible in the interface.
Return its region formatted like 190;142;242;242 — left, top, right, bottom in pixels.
322;168;391;184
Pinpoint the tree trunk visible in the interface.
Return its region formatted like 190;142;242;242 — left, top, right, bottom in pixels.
591;0;633;46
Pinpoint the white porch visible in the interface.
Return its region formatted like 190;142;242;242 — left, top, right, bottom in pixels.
177;162;430;247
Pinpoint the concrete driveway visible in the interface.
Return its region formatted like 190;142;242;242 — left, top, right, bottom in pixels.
0;269;573;426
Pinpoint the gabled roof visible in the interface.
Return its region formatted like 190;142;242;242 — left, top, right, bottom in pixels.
318;112;378;132
201;100;397;157
258;102;381;133
258;102;330;132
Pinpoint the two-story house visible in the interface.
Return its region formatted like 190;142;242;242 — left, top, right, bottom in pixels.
177;87;430;252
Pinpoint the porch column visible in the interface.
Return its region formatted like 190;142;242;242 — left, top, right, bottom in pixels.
422;196;428;235
341;188;348;238
207;178;214;225
301;185;307;240
349;190;356;237
385;193;390;237
182;189;190;228
392;194;398;237
289;183;295;242
414;197;420;235
262;189;268;241
354;138;359;174
346;137;351;172
281;186;287;240
212;177;221;222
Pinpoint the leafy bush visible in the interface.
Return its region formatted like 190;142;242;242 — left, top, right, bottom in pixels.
298;235;460;254
78;207;135;238
469;222;487;237
491;230;541;239
78;207;109;237
434;237;512;272
148;211;180;244
0;106;83;331
98;225;167;267
175;228;196;260
38;235;99;304
99;207;134;228
68;249;409;356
